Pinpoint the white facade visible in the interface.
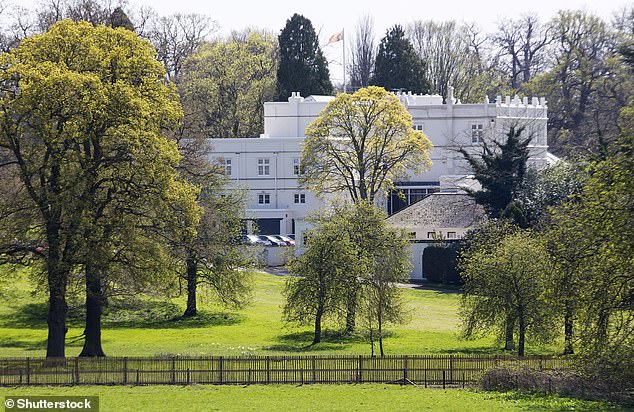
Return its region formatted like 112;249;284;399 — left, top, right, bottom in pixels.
209;88;551;238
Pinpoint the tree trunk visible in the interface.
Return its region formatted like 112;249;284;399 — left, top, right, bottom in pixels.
378;311;384;357
504;314;515;351
183;256;198;317
313;306;323;344
563;302;574;355
80;261;106;357
517;316;526;357
46;280;68;359
345;289;357;334
45;219;68;359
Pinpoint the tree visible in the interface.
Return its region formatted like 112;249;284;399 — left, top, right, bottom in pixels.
523;11;632;157
179;31;277;138
459;126;532;222
174;137;254;318
301;86;432;203
0;20;200;357
491;14;552;90
407;20;483;100
284;201;410;354
147;13;215;82
276;13;332;100
354;202;410;356
283;216;358;344
348;15;375;91
544;104;634;373
371;25;428;93
460;229;555;356
515;159;587;227
108;6;134;31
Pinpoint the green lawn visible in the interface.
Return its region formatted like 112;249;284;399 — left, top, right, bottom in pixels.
0;268;623;412
0;268;557;357
1;385;627;412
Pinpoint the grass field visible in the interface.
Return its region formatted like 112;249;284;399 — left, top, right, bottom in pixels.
1;268;625;411
0;268;561;358
1;385;628;412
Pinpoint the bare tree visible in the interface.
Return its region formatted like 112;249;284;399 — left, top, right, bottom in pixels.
348;15;375;91
147;13;216;83
407;20;486;101
491;14;552;90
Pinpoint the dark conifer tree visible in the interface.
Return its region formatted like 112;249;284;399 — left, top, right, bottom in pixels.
372;25;428;93
276;14;332;100
459;126;532;222
109;7;135;32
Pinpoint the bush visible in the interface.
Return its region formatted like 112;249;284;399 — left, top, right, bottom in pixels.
479;366;633;405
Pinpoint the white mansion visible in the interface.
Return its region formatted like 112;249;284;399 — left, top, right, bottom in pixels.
209;88;554;277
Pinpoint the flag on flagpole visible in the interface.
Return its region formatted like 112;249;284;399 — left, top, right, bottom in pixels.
328;30;343;44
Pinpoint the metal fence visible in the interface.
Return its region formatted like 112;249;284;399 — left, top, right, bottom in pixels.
0;355;571;387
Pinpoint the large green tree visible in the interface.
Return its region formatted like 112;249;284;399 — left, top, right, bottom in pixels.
283;216;358;344
276;14;332;100
301;86;432;203
174;137;254;318
460;229;555;356
284;201;410;354
372;25;428;94
179;31;277;138
544;105;634;375
0;20;200;357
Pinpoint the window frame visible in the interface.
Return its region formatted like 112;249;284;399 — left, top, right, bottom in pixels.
257;158;270;176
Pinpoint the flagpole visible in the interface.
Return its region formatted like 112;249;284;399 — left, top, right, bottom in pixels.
342;28;346;94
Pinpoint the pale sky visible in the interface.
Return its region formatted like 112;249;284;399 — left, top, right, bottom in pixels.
137;0;632;84
13;0;634;84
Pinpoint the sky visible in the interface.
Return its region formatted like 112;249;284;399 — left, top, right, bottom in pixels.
13;0;634;84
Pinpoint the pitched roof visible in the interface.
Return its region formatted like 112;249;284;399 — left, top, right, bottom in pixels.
387;192;486;229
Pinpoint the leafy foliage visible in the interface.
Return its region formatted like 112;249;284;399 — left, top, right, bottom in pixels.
460;229;556;356
284;201;411;355
301;86;432;202
544;104;634;383
180;31;277;138
0;20;201;356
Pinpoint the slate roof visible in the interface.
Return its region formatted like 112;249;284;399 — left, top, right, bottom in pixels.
386;192;486;229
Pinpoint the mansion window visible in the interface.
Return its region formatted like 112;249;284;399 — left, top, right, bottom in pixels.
223;158;232;176
293;158;301;175
412;124;424;131
427;232;436;239
258;193;270;205
447;232;457;239
471;124;484;143
294;193;306;204
258;158;270;175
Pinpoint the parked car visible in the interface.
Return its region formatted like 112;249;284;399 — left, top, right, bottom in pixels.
259;235;286;247
243;234;272;246
273;235;295;246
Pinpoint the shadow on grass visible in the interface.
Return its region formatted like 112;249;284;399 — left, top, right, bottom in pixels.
406;282;463;294
0;302;85;329
266;329;390;353
0;337;48;350
0;298;244;331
